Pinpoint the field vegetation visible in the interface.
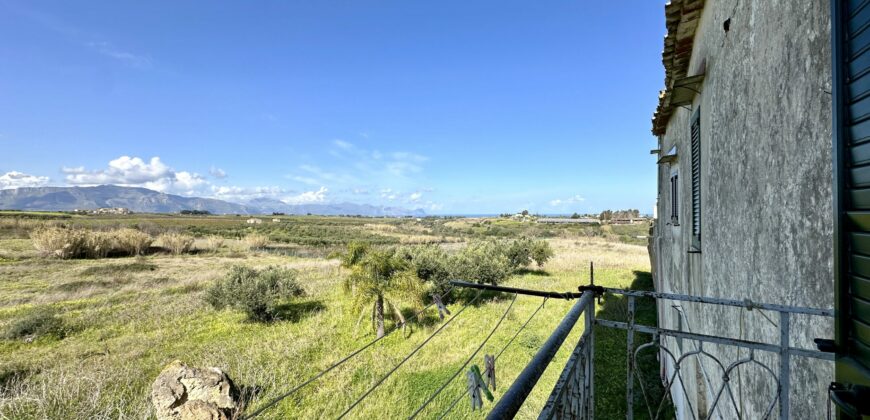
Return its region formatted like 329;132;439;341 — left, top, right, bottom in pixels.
0;212;663;419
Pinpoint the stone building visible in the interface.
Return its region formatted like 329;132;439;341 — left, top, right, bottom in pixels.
646;0;864;418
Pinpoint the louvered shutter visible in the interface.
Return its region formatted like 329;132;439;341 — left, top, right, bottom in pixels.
833;0;870;385
691;108;701;250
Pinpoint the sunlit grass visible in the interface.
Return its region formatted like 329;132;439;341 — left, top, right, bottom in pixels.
0;226;660;419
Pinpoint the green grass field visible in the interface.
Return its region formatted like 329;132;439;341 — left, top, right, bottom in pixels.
0;214;665;419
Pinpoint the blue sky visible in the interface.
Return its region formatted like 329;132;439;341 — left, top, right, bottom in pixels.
0;1;666;215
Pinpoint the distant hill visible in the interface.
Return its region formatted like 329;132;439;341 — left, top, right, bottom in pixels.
0;186;426;217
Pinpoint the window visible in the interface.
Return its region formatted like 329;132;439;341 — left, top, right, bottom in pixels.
690;107;701;250
670;172;679;225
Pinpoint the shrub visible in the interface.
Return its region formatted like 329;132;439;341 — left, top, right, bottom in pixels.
113;229;153;256
158;233;195;255
504;238;534;269
205;266;305;322
451;241;512;285
243;233;269;250
204;235;225;251
402;245;452;292
531;240;554;267
83;231;114;259
30;227;88;259
3;306;67;340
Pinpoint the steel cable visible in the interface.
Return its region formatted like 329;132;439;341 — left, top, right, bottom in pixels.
436;297;549;419
242;286;456;419
407;293;518;419
336;289;485;419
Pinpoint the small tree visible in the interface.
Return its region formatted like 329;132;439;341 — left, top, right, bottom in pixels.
402;245;452;293
531;240;554;267
504;238;534;269
206;266;305;322
451;241;512;285
342;246;424;338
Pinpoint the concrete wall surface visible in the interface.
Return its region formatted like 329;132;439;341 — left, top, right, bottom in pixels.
651;1;834;418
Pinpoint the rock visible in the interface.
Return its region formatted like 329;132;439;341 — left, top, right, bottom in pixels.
151;360;238;420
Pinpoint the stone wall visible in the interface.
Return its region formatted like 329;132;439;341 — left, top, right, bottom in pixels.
651;1;834;418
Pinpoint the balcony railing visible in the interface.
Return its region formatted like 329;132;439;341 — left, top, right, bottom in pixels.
450;280;835;420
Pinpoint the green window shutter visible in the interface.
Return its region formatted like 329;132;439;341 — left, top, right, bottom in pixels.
833;0;870;388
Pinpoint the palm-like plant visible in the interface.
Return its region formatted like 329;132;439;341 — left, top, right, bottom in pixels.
342;246;425;338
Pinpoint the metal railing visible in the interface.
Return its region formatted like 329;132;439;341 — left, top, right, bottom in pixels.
449;280;835;420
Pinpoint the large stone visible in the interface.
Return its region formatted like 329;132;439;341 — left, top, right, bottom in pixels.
151;360;238;420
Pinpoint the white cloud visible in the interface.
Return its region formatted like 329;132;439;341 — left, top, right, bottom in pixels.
285;187;328;204
211;185;288;201
87;41;152;69
409;191;423;202
209;166;227;179
0;171;50;189
549;195;585;207
333;139;354;150
380;188;398;200
63;156;207;194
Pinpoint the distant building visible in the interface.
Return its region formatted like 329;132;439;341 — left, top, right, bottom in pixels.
246;218;263;224
610;218;646;225
272;218;281;223
75;207;132;215
537;218;599;225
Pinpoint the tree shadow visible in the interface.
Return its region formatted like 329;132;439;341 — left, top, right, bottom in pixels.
592;270;675;420
515;268;551;276
273;300;326;323
402;307;443;329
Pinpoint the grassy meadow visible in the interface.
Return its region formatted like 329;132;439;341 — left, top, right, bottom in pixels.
0;213;664;419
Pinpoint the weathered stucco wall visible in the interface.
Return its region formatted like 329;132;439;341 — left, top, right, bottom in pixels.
652;0;834;418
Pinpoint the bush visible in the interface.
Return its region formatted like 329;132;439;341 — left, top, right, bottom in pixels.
451;241;512;285
531;240;554;267
3;306;67;340
32;227;155;258
83;231;114;259
504;238;534;269
205;266;305;321
158;233;195;255
31;227;88;259
204;235;225;251
401;245;452;292
243;233;269;250
113;229;153;256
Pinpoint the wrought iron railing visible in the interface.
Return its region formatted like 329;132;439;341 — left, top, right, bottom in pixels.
450;280;835;420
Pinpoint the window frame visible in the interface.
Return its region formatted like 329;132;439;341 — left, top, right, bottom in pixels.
670;171;680;226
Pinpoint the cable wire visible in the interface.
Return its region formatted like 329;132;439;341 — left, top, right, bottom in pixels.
336;289;484;419
242;286;455;419
437;297;549;419
407;294;518;419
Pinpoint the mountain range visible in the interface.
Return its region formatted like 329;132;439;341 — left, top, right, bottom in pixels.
0;185;426;217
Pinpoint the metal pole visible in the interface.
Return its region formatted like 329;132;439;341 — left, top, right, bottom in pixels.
779;311;790;420
626;296;636;420
587;290;596;419
449;280;582;300
487;291;595;420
